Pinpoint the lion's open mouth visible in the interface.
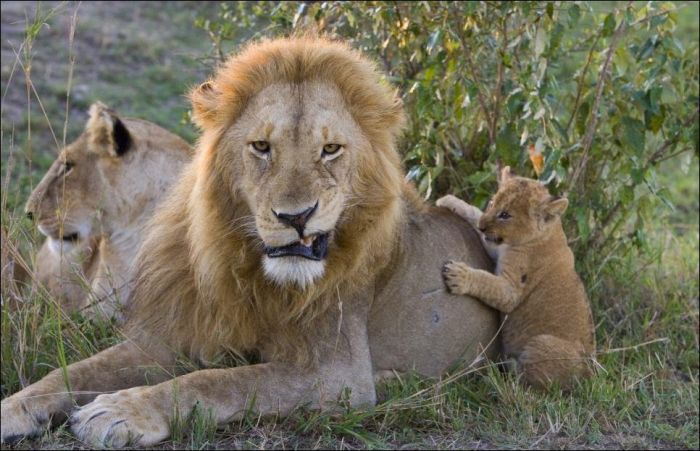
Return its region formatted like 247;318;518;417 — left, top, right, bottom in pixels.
265;233;329;261
483;233;503;245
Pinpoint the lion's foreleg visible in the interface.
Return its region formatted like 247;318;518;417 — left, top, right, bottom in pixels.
70;310;377;448
0;341;176;444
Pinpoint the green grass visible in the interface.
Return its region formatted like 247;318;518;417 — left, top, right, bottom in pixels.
1;2;698;450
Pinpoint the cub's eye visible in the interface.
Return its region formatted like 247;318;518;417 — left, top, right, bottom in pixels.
322;143;343;160
63;161;74;173
497;211;511;220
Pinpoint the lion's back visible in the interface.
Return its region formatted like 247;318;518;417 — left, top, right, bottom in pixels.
369;201;500;377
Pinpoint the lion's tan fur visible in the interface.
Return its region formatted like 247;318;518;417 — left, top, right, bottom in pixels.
2;37;499;447
440;168;596;389
24;103;192;317
126;36;407;364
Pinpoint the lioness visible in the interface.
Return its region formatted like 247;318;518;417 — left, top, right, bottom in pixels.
24;102;192;318
439;167;596;389
1;37;498;447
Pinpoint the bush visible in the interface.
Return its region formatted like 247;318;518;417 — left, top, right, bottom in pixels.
197;1;699;265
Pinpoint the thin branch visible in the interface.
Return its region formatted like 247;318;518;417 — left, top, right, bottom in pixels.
586;107;699;248
565;35;600;133
596;337;669;355
490;14;509;144
569;6;630;193
458;32;494;144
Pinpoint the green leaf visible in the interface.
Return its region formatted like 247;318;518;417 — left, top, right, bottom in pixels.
602;13;616;37
617;117;646;156
644;106;665;134
567;4;581;26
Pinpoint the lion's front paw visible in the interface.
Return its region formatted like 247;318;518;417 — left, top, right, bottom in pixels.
442;260;475;295
1;397;51;444
70;388;169;448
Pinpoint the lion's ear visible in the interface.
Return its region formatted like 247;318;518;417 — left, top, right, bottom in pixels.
541;196;568;222
86;102;132;158
189;81;219;129
498;166;513;185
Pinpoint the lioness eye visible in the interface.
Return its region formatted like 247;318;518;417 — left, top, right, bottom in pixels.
64;161;74;173
322;143;343;159
497;211;511;220
251;141;270;153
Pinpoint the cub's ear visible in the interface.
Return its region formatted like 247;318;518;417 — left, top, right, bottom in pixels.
86;102;132;157
498;165;513;185
541;196;569;221
189;80;219;129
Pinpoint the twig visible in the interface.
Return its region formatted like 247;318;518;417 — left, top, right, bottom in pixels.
490;14;509;144
565;35;600;133
458;33;494;143
569;4;630;193
596;337;669;355
586;107;699;248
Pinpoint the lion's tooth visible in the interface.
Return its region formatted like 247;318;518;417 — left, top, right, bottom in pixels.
301;236;314;247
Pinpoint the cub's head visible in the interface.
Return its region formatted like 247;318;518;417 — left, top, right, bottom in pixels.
25;102;133;255
189;37;405;289
477;166;569;246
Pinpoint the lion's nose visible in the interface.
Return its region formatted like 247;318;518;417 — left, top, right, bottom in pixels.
272;202;318;237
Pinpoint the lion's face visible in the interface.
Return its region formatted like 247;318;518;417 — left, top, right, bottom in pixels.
478;168;568;246
223;82;369;287
25;138;101;255
25;102;140;256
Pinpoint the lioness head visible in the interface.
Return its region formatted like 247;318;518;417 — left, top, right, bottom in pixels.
478;166;569;245
25;102;190;257
189;37;406;289
25;102;135;255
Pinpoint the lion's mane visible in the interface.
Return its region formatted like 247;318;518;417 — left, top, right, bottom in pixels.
125;36;409;364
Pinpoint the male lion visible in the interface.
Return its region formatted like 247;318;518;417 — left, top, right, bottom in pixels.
1;37;498;447
23;102;192;318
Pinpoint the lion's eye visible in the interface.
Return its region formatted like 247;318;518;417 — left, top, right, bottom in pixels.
322;143;343;160
250;141;271;159
497;211;511;220
63;161;74;174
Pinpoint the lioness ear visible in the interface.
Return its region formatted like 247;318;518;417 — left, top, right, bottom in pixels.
541;196;569;221
189;81;219;129
498;166;513;185
86;102;132;157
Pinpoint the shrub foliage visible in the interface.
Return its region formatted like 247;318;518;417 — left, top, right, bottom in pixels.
197;1;698;261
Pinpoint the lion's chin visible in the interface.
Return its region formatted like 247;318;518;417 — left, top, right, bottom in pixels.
262;256;326;289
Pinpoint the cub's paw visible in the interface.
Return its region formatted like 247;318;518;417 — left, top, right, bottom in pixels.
70;388;169;448
442;260;474;295
436;195;482;224
436;194;463;212
1;397;51;444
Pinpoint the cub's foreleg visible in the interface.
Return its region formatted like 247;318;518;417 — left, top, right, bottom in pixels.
442;260;520;313
436;195;499;260
518;334;593;390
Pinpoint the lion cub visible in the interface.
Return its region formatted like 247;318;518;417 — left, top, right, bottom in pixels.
437;167;595;389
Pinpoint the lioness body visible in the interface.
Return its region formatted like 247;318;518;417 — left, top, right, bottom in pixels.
439;169;595;389
1;37;498;447
24;104;193;318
